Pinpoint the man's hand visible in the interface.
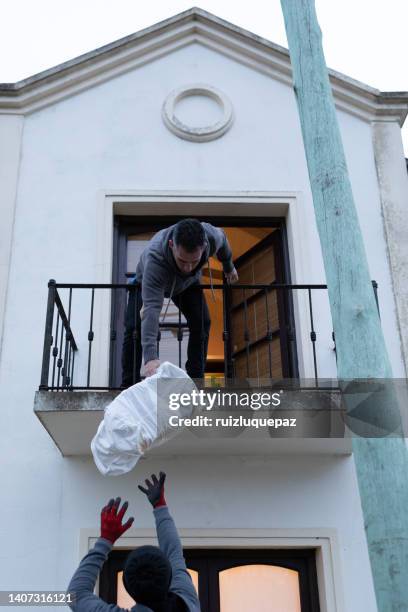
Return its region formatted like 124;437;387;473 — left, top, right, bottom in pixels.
225;267;239;284
144;359;160;377
100;497;134;544
138;472;167;508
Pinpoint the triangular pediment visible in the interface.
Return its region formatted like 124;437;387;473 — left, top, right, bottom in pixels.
0;7;407;123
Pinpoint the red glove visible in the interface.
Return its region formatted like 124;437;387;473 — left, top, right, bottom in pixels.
100;497;134;543
138;472;167;508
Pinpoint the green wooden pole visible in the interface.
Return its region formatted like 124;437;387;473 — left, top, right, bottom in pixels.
279;1;408;609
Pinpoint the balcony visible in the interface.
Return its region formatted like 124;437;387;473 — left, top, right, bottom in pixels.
33;280;379;457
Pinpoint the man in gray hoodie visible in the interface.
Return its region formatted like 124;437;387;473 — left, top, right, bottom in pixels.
68;472;200;612
122;219;238;385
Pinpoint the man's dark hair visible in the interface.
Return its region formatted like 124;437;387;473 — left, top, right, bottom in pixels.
123;545;172;609
173;219;205;252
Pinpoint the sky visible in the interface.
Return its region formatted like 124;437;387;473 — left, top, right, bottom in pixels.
2;0;407;155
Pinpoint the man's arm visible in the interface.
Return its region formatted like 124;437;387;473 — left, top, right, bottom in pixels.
138;474;185;569
139;473;200;610
67;498;134;612
67;539;117;612
202;223;238;283
141;261;166;366
153;506;189;571
202;223;234;272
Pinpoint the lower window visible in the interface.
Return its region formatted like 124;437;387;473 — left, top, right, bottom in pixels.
99;548;320;611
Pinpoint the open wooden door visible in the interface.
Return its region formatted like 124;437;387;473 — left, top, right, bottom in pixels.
229;231;293;379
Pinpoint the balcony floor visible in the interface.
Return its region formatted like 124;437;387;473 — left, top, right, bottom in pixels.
34;390;352;457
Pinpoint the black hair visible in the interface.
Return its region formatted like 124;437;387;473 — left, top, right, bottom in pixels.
123;545;172;609
173;219;205;252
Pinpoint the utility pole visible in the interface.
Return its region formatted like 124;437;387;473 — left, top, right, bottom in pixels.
279;1;408;609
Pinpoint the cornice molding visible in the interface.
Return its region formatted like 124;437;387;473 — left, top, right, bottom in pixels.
0;7;407;124
162;83;234;141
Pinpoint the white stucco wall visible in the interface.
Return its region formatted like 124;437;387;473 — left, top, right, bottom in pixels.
0;40;406;611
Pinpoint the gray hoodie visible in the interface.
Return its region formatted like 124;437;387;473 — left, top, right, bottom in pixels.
133;223;234;363
67;506;200;612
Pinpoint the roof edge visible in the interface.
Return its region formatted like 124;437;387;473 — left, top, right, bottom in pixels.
0;7;203;91
0;6;406;124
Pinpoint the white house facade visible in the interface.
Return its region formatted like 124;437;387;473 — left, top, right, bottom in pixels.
0;8;408;612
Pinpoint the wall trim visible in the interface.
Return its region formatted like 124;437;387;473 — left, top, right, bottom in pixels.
372;122;408;376
0;116;24;367
93;189;323;385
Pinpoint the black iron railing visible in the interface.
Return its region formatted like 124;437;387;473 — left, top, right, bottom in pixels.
39;279;379;391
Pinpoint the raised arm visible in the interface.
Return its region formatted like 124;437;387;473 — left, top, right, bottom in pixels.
138;473;201;610
67;498;133;612
138;473;184;568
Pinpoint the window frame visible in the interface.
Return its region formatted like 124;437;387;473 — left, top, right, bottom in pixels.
100;547;320;612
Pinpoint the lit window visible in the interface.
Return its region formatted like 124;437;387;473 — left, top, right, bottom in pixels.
116;569;199;608
219;564;301;612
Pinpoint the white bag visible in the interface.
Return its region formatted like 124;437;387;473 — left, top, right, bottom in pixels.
91;362;195;476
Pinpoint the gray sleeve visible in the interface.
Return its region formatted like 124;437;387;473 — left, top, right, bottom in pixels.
202;223;234;273
141;261;166;363
153;506;201;610
67;539;123;612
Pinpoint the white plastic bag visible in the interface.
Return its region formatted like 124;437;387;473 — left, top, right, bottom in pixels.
91;362;195;476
